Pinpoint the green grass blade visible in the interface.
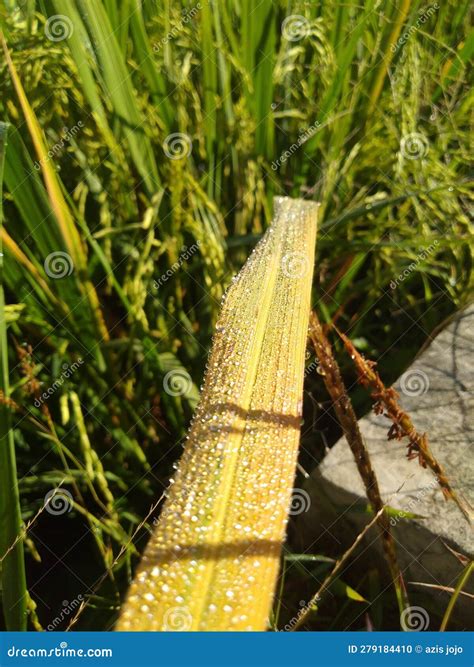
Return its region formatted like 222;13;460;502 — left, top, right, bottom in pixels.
440;561;474;631
129;0;173;129
49;0;118;151
251;0;275;158
75;0;160;195
201;0;218;164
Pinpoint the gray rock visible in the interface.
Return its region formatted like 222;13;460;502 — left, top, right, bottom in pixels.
300;305;473;627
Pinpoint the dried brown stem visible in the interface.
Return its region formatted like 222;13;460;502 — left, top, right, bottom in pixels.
335;327;472;523
308;311;409;615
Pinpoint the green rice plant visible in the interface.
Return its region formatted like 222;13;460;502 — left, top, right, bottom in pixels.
440;561;474;631
0;0;471;631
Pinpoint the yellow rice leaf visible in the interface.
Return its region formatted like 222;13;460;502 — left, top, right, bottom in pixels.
117;196;318;631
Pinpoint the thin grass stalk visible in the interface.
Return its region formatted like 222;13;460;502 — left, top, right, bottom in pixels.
292;506;387;630
0;121;28;630
440;561;474;631
117;197;318;631
201;0;218;163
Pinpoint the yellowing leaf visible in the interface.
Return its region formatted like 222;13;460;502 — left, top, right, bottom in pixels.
330;579;367;603
117;196;318;631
